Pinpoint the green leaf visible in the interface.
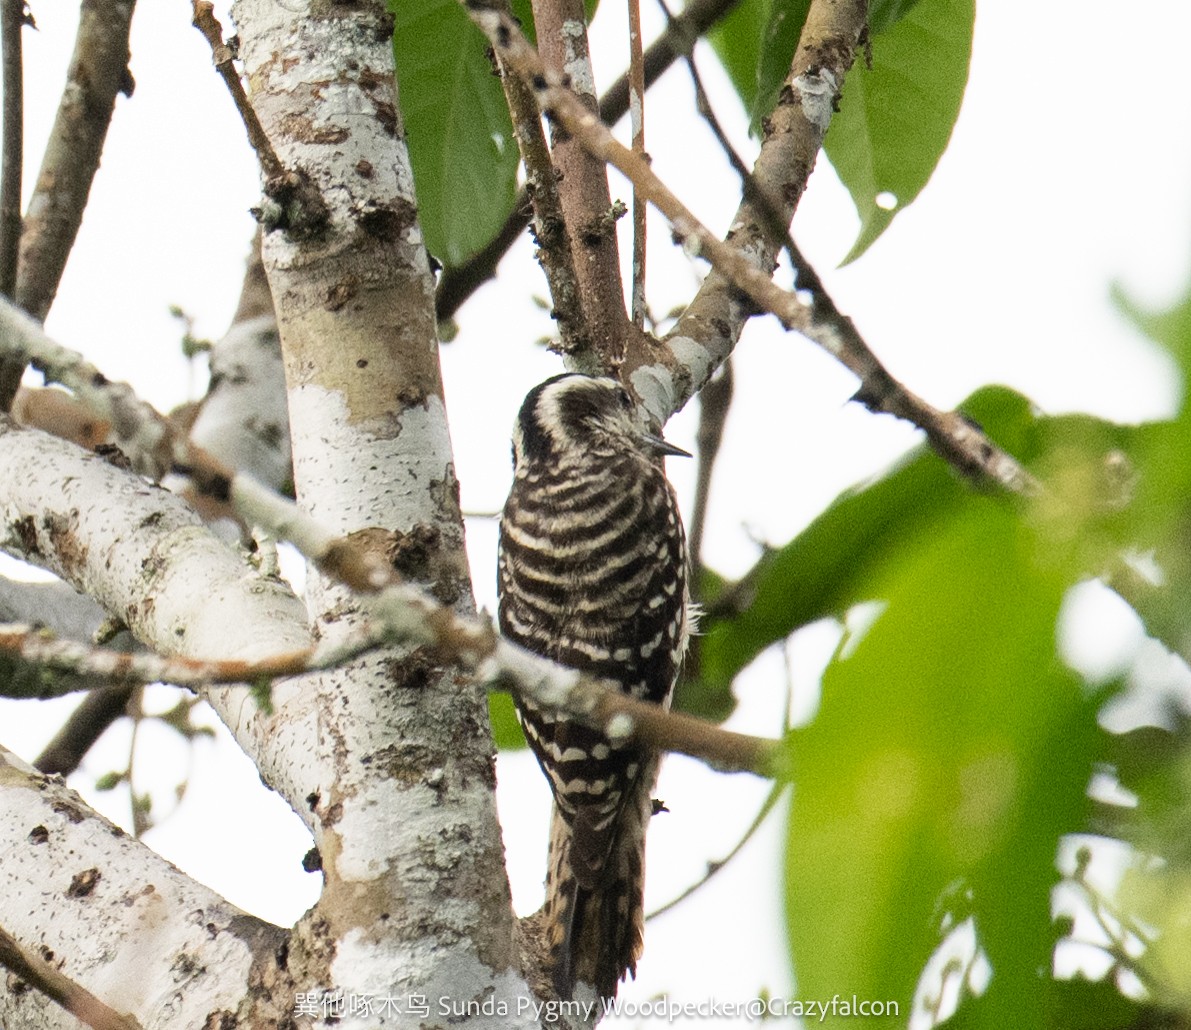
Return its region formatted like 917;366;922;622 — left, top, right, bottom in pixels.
1112;276;1191;373
825;0;974;263
509;0;537;44
784;503;1099;1028
1105;275;1191;653
490;691;528;750
693;387;1037;708
868;0;927;35
750;0;929;131
392;0;520;268
717;0;966;268
94;771;123;792
752;0;810;130
707;0;770;116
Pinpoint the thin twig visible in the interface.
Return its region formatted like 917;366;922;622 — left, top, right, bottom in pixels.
628;0;647;328
689;356;732;577
468;4;819;333
0;294;234;486
655;0;800;278
0;923;142;1030
190;2;283;181
1;0;136;411
682;356;731;687
0;0;22;426
434;0;742;321
491;2;589;355
189;1;328;238
0;0;24;298
0;619;387;699
647;781;788;919
664;21;1031;494
35;685;135;776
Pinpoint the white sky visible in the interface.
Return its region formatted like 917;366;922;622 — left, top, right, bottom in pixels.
3;0;1191;1025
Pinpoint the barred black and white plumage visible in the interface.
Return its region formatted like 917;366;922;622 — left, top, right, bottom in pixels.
497;373;691;1001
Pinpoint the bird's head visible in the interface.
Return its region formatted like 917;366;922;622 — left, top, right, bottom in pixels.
511;374;690;466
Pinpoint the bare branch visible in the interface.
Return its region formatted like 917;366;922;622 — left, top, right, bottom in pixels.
171;304;289;524
0;458;776;774
0;620;382;698
689;357;732;577
3;0;137;410
468;2;1036;494
0;744;285;1027
230;226;274;323
492;7;589;354
435;0;742;324
190;1;282;182
0;0;23;298
34;685;135;776
647;780;787;919
0;294;234;486
629;0;647;328
530;0;630;368
14;0;133;319
0;0;23;409
0;924;142;1030
467;6;820;331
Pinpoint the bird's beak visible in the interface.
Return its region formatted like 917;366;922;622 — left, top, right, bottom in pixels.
640;430;692;458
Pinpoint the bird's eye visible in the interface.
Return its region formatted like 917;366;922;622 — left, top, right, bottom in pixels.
617;389;632;410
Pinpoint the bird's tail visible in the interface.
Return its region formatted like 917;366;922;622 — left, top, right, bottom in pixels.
541;759;658;1001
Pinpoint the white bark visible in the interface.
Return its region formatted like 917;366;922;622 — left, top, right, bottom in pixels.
0;745;280;1029
163;311;291;536
189;313;289;490
228;0;524;1020
0;418;341;821
0;420;306;659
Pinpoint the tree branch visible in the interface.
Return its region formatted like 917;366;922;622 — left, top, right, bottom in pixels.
530;0;630;368
629;0;647;329
34;684;135;776
0;745;285;1029
0;924;142;1030
434;0;742;322
492;7;589;355
0;417;310;667
3;0;137;411
0;447;777;774
469;0;1036;493
0;3;24;406
0;617;388;699
647;780;787;919
166;241;289;525
688;356;732;577
189;1;328;240
0;0;23;298
0;294;235;486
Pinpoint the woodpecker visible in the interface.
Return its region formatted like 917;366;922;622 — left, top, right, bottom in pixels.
497;373;691;1000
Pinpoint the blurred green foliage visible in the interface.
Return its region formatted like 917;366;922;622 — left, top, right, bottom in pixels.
695;270;1188;1027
